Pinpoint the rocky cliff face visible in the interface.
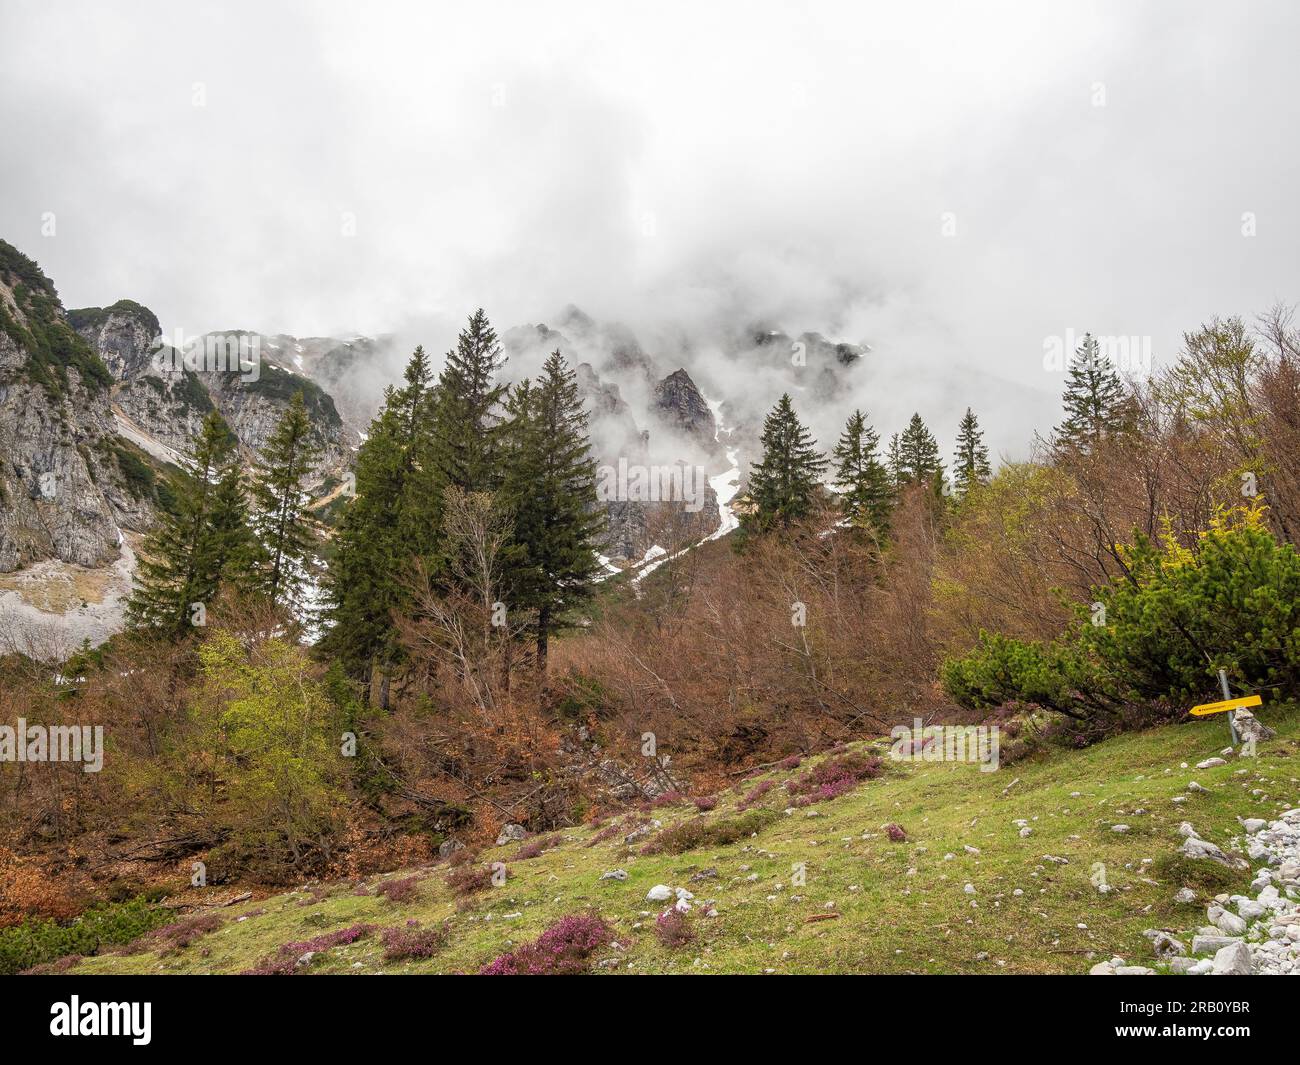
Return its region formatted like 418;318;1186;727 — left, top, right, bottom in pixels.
198;352;350;486
67;300;160;378
69;312;353;486
654;367;719;455
261;333;397;439
0;245;150;572
70;301;212;463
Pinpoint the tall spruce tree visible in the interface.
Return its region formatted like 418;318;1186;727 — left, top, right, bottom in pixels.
434;308;508;493
1055;333;1128;451
250;391;321;611
744;393;828;531
320;347;434;699
952;407;991;499
832;409;892;531
886;432;904;488
127;410;253;635
499;351;603;677
893;412;943;485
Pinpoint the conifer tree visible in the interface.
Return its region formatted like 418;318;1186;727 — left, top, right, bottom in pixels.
893;412;943;485
321;347;434;698
744;393;828;532
127;411;253;635
886;432;904;488
433;309;508;493
952;407;991;499
499;351;603;677
1055;333;1128;451
832;409;892;531
250;391;321;611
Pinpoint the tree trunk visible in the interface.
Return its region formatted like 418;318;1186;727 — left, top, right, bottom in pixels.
535;604;550;678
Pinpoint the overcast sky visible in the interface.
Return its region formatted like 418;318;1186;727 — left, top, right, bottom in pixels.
2;0;1298;458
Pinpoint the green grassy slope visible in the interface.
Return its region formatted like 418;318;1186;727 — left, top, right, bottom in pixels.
72;707;1300;975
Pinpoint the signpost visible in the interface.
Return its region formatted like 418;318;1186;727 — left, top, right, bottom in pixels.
1188;669;1260;746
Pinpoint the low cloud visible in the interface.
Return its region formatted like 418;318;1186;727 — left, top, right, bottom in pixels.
3;0;1299;460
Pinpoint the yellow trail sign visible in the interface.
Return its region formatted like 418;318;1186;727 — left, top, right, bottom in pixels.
1189;694;1262;717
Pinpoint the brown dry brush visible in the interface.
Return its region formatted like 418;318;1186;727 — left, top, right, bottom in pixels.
556;491;953;775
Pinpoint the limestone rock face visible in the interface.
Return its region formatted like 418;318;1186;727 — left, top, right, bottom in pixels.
654;368;718;454
200;359;348;486
0;258;129;572
72;313;352;485
68;300;160;380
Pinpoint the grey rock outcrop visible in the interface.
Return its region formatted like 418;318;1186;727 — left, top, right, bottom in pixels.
654;368;718;455
0;248;142;572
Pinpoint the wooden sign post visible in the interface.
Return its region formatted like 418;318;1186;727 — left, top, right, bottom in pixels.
1188;669;1261;747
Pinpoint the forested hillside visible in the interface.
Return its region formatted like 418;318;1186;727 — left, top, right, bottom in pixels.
4;291;1300;978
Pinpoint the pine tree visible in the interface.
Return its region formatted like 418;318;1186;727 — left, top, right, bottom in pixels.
832;409;892;531
250;391;321;612
745;394;827;531
320;347;435;698
952;407;991;499
886;432;904;488
499;351;603;677
893;412;943;485
1055;333;1128;451
434;308;508;493
127;411;253;635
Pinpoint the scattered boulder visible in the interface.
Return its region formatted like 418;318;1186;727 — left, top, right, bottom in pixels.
1207;904;1247;936
1180;836;1244;868
1233;710;1274;746
496;824;527;846
1211;941;1252;976
1142;929;1187;959
1191;934;1241;954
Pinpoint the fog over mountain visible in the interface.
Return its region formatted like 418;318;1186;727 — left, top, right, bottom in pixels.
3;0;1300;460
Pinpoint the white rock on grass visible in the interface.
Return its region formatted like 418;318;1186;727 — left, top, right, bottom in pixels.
1196;758;1227;769
1207;904;1248;935
1142;929;1187;958
1211;941;1253;975
1191;934;1242;954
1180;836;1241;867
646;884;674;902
